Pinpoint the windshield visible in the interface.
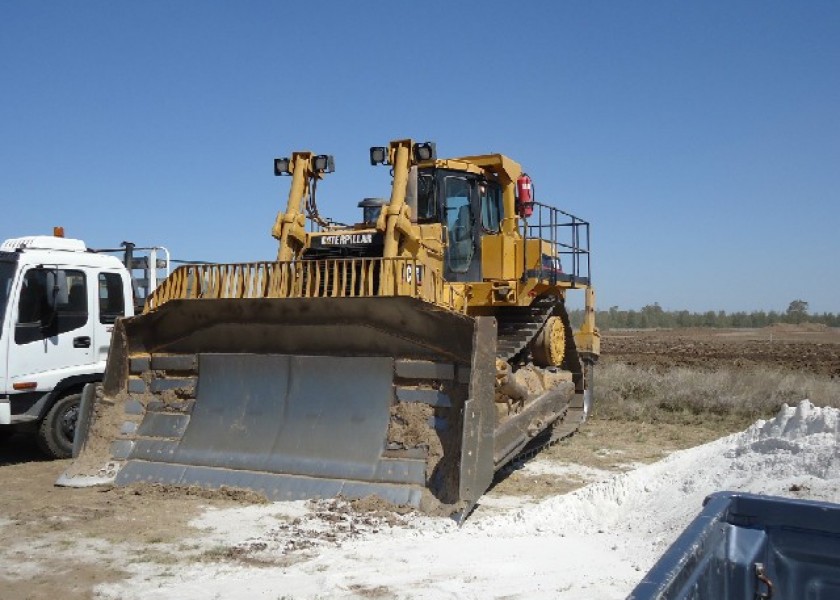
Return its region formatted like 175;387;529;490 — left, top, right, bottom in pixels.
0;261;16;338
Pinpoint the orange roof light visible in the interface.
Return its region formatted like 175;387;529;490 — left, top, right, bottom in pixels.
53;226;65;238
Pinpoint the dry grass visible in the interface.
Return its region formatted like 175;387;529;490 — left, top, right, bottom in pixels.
593;362;840;429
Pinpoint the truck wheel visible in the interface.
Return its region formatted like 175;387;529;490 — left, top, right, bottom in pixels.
36;393;81;459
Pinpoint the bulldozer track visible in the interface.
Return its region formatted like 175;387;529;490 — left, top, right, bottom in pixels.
505;404;586;470
494;299;556;363
493;404;586;483
494;297;589;473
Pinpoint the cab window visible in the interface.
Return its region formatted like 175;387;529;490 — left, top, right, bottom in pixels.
480;181;503;233
99;272;126;324
16;269;88;344
416;173;436;220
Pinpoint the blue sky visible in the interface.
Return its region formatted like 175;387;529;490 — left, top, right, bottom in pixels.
2;2;838;313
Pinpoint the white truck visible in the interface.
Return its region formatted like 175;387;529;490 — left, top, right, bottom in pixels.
0;232;168;458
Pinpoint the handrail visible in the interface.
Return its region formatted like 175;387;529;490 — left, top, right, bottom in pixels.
524;201;592;286
144;257;467;314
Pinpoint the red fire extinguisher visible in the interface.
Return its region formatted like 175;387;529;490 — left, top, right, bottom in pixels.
517;174;534;218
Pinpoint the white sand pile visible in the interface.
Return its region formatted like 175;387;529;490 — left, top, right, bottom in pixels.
98;400;840;600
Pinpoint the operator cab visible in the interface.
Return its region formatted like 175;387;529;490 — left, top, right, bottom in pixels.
414;167;503;282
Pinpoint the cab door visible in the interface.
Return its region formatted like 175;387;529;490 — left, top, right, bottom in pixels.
442;174;482;282
6;266;94;389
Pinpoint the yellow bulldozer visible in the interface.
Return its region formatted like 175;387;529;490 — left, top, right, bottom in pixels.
60;139;600;518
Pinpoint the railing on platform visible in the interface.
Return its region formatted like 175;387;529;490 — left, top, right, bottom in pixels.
144;257;466;313
523;201;591;287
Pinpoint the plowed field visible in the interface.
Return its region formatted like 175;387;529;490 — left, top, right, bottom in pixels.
602;324;840;377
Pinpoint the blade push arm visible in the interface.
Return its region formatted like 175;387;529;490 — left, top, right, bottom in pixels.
272;151;314;261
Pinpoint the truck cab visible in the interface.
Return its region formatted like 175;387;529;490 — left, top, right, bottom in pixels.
0;234;167;457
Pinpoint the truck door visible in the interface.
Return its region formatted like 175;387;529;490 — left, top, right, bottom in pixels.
6;266;94;389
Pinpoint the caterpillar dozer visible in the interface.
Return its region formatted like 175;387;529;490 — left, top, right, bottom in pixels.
59;139;600;518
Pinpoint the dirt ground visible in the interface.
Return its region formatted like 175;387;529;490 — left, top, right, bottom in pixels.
602;324;840;377
0;435;268;600
2;325;838;599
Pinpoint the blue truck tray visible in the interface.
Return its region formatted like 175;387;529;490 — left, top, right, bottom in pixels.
629;491;840;599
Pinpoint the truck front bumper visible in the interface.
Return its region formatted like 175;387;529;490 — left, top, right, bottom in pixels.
1;393;45;426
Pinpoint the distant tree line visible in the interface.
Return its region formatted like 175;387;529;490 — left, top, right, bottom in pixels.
567;300;840;330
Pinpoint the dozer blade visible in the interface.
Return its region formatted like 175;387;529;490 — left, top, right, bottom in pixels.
59;297;497;517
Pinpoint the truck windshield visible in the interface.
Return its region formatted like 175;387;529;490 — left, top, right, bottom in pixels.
0;261;16;338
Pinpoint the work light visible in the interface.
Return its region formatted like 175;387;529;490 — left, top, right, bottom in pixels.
313;155;335;173
369;146;388;166
413;142;436;162
274;157;291;176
